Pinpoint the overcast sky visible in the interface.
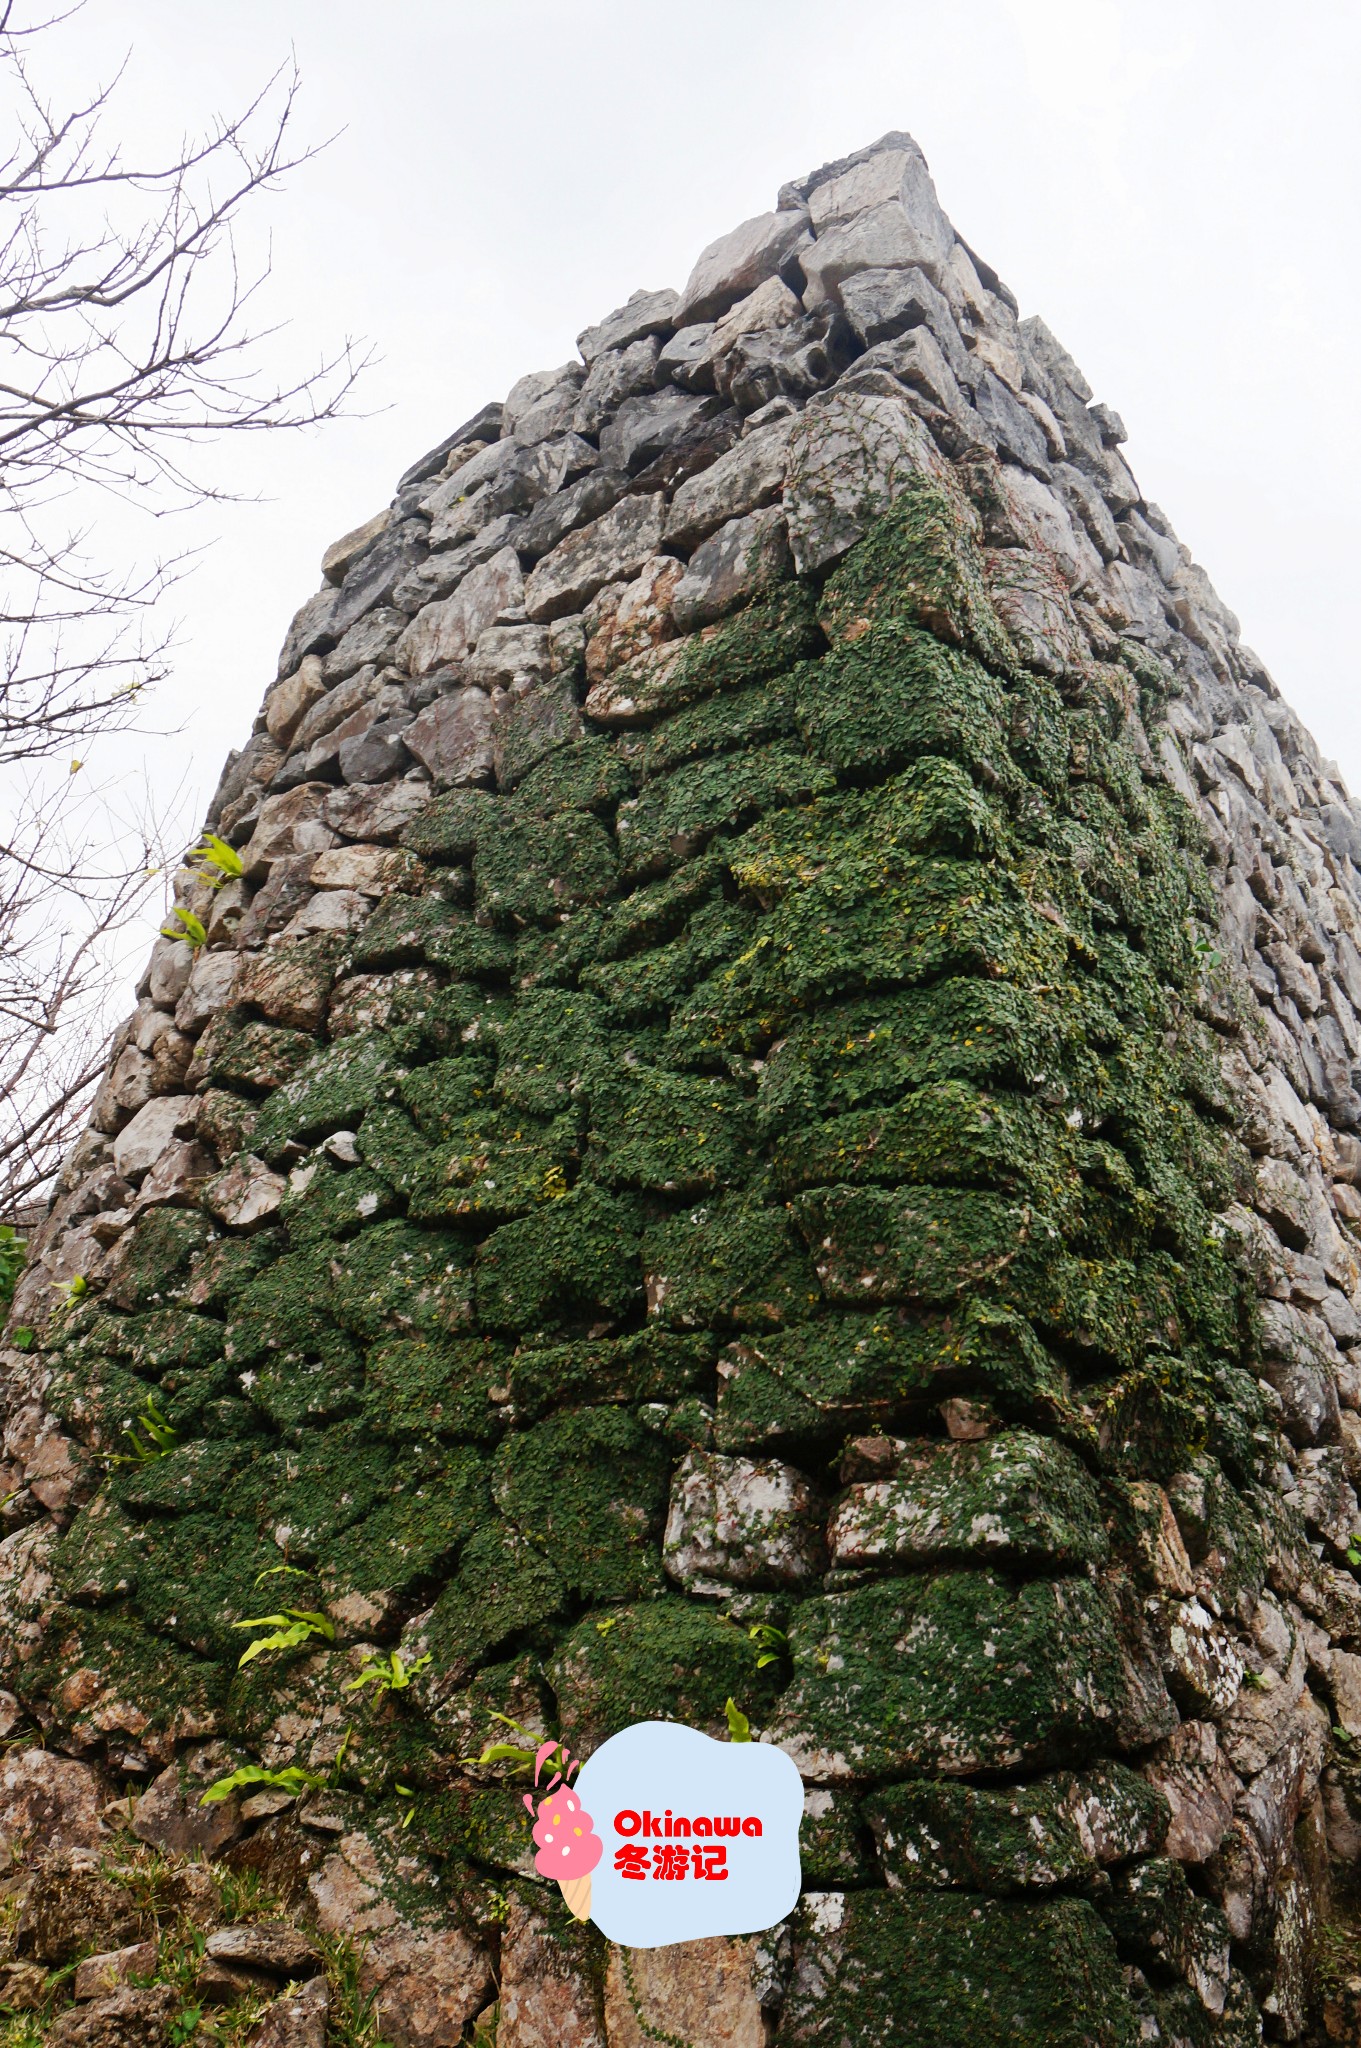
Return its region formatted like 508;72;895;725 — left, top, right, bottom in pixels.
41;0;1361;846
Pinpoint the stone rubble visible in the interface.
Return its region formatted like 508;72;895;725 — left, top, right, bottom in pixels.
5;125;1361;2044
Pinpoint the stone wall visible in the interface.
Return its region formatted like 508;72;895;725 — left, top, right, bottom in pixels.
5;130;1361;2045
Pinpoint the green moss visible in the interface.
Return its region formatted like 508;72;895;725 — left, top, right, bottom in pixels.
474;811;617;924
474;1184;643;1335
252;1030;414;1157
400;785;500;862
588;1064;758;1195
637;676;797;780
516;735;636;816
494;987;612;1115
397;1055;497;1140
777;1572;1145;1777
616;742;837;881
865;1765;1167;1893
491;1406;670;1602
361;1334;507;1441
101;1207;214;1311
407;1110;581;1226
642;1194;821;1331
503;1328;714;1424
419;1522;565;1676
779;1889;1139;2048
550;1597;779;1752
280;1158;398;1243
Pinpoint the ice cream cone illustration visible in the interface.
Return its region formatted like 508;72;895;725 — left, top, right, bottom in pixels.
524;1741;602;1922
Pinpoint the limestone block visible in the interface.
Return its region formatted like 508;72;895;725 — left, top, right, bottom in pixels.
664;416;793;550
324;778;431;843
783;387;943;573
396;547;525;676
577;285;678;366
603;1938;765;2048
671;506;792;633
525;493;666;622
247;1978;330;2048
866;1763;1166;1892
1142;1721;1242;1864
111;1095;198;1182
663;1449;826;1592
828;1429;1107;1574
571;334;661;437
203;1154;287;1233
584;557;683;683
675;206;810;325
265;655;328;747
72;1944;159;2003
403;686;496;788
598;387;720;476
497;1891;604;2048
0;1748;105;1853
321;604;406;684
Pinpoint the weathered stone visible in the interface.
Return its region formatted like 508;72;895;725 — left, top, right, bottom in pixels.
132;1748;244;1857
111;1096;197;1182
497;1891;604;2048
465;623;552;694
866;1763;1166;1892
670;505;792;633
173;948;240;1034
323;778;430;843
321;606;406;684
308;1829;492;2048
577;286;679;366
663;415;793;549
206;1924;321;1977
503;362;584;446
1142;1721;1242;1863
402;687;496;788
663;1449;825;1593
0;1749;104;1852
48;1984;176;2048
203;1154;287;1233
396;548;525;677
525;494;666;622
1259;1297;1344;1444
308;845;423;896
597;388;720;477
827;1429;1107;1572
1146;1596;1246;1716
603;1937;765;2048
265;657;329;749
675;207;811;326
783;387;944;572
247;1977;329;2048
73;1944;160;2003
397;403;503;492
236;938;339;1034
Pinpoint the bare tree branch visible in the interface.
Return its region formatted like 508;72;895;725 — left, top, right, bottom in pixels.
0;5;370;1213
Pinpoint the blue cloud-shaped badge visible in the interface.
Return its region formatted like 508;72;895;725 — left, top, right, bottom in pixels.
571;1721;803;1948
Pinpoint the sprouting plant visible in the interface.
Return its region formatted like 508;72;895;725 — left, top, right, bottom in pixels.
55;1272;88;1306
1335;1726;1355;1747
394;1784;417;1831
1189;929;1223;972
595;1616;618;1637
159;904;207;949
345;1650;431;1699
199;1763;328;1806
461;1712;570;1780
747;1623;789;1669
0;1224;25;1310
253;1562;311;1588
232;1608;335;1669
1346;1531;1361;1569
470;2004;499;2047
167;2005;205;2048
113;1394;178;1465
724;1697;751;1743
186;833;245;890
9;1327;34;1352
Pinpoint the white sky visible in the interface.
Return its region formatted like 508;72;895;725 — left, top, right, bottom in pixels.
37;0;1361;848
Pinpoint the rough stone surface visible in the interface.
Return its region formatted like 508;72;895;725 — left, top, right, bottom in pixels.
12;126;1361;2048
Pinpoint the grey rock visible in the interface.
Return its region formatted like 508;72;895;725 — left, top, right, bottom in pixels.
572;336;662;437
629;407;743;497
493;672;583;791
322;606;407;685
664;414;794;548
783;386;943;573
0;1748;105;1852
663;1449;826;1593
837;262;968;368
324;779;431;844
207;1924;321;1978
466;624;552;694
233;853;316;948
525;493;667;621
174;949;240;1033
132;1750;244;1857
277;585;342;678
515;466;628;564
497;1891;605;2048
972;369;1052;475
598;387;722;475
112;1096;197;1182
403;686;496;788
396;548;525;676
670;505;792;633
321;508;391;588
248;1978;329;2048
396;401;503;492
146;938;194;1009
676;207;812;325
718;306;860;415
339;719;412;785
658;322;717;391
802;194;955;310
503;362;586;447
49;1984;176;2048
392;515;525;611
329;520;427;638
577;286;679;366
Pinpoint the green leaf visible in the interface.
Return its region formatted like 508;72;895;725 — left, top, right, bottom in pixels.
160;904;207;948
189;833;245;882
724;1696;751;1743
199;1764;326;1806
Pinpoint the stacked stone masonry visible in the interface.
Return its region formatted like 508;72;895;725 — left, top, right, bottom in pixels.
5;130;1361;2044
